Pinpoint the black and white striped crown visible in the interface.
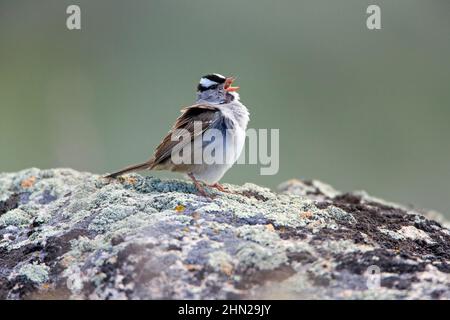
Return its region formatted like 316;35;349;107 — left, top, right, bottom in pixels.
197;73;226;92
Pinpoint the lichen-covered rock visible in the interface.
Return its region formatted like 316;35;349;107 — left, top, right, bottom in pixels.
0;169;449;299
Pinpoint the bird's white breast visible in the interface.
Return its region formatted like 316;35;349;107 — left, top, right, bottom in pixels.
219;100;249;164
191;101;249;184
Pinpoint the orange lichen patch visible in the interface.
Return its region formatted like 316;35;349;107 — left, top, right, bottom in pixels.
265;224;275;232
185;264;202;271
175;204;185;212
21;176;36;188
40;283;51;290
125;177;137;185
300;211;313;219
221;262;233;276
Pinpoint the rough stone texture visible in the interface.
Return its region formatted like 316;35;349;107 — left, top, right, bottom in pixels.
0;168;449;300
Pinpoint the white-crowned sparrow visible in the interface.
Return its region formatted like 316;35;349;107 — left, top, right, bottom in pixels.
106;73;250;197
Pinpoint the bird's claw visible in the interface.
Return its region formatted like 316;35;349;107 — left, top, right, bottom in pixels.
209;183;235;194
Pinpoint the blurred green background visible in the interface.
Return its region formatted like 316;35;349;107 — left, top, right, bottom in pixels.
1;0;449;216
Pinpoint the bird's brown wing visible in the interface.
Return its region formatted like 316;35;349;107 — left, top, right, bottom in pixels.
150;104;221;168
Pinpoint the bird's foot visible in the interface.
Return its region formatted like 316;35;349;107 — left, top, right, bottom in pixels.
188;173;215;199
209;183;235;194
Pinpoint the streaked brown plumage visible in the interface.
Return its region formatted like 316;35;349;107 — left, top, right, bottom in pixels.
105;104;220;178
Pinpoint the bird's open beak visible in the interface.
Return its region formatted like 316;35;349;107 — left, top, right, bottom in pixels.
224;77;239;92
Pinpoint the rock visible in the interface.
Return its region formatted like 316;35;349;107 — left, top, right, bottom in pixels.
0;169;449;300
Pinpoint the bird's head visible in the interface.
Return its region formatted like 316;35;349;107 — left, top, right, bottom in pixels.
196;73;240;104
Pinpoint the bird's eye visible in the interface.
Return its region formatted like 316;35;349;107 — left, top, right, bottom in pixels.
209;84;218;90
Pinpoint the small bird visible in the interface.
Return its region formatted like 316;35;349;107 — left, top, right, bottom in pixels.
105;73;250;197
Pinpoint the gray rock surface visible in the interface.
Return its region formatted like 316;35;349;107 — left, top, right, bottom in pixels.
0;168;449;299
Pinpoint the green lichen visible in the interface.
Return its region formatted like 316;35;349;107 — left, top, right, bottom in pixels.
0;208;31;227
89;204;138;233
235;225;288;270
326;205;357;224
18;263;50;283
208;250;234;272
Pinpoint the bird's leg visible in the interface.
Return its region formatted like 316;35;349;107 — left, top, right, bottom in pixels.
188;173;213;198
209;183;234;194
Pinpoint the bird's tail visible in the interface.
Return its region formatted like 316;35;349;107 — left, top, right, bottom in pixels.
105;161;152;179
